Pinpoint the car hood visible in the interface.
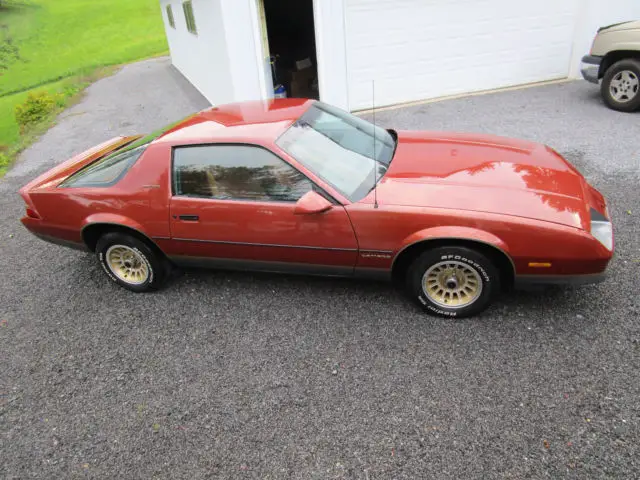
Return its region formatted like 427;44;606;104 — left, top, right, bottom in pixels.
378;130;589;229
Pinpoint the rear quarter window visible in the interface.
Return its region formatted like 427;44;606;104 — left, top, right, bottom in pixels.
59;144;148;188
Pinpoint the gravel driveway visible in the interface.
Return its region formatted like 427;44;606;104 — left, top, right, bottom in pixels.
1;58;639;479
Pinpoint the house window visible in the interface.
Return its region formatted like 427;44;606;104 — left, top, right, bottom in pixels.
182;1;197;35
166;5;175;29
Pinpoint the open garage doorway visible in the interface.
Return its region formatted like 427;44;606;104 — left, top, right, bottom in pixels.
258;0;319;100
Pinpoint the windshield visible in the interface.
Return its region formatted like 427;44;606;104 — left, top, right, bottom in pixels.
276;101;396;201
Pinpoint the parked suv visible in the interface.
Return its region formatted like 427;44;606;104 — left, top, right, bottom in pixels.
581;20;640;112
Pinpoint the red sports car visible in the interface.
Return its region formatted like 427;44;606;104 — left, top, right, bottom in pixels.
20;99;614;318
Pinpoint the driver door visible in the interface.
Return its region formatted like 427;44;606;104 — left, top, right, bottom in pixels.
169;144;358;274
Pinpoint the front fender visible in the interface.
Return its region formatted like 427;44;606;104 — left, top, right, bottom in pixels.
396;226;511;258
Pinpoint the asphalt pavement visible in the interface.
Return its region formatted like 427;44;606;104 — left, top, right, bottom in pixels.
1;58;639;479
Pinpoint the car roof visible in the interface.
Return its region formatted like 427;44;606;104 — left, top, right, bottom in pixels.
153;98;315;146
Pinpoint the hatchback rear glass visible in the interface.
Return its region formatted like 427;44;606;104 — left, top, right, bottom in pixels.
59;114;196;188
59;143;148;188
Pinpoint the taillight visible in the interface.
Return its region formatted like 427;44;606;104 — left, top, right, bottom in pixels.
20;188;42;219
26;206;40;219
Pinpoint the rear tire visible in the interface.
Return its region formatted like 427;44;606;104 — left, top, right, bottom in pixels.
601;59;640;112
96;232;167;292
406;246;500;318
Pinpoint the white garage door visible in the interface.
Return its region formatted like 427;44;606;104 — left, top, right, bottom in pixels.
345;0;578;110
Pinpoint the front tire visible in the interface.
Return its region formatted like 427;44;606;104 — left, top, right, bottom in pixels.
601;59;640;112
96;232;166;292
406;247;500;318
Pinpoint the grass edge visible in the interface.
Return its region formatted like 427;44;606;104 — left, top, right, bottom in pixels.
0;65;118;178
0;50;169;99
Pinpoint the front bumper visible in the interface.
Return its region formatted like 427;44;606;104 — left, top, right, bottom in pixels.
580;55;602;84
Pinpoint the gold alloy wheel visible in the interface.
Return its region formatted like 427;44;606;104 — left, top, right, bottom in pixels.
105;245;149;285
422;260;483;309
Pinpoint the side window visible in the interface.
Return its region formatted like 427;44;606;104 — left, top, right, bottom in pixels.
166;5;175;29
173;145;312;202
182;0;197;35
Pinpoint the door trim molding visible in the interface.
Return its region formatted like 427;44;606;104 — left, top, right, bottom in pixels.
169;237;357;252
169;255;355;277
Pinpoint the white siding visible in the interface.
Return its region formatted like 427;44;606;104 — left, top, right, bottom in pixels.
160;0;640;111
160;0;265;105
160;0;234;105
344;0;579;110
219;0;266;102
314;0;349;109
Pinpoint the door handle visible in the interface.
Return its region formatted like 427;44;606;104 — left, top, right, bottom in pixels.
178;215;199;221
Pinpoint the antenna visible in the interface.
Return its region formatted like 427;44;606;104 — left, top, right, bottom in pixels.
372;80;379;209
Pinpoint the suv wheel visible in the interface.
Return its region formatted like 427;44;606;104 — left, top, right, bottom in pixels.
601;59;640;112
406;246;500;318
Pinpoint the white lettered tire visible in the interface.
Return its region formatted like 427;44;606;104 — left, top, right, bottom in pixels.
96;232;167;292
407;246;500;318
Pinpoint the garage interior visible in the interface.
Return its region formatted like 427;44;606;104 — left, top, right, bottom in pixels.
261;0;319;100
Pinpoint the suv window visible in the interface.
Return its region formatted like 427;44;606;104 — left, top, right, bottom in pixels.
173;145;312;202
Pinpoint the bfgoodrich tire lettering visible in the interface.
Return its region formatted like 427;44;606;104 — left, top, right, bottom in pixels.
96;232;166;292
407;246;500;318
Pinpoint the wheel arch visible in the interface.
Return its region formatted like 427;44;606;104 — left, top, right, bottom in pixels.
391;229;516;289
81;219;166;260
599;50;640;78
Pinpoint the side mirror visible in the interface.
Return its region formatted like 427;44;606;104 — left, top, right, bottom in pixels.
294;190;333;215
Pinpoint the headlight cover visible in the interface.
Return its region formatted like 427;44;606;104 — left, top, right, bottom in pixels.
590;220;613;251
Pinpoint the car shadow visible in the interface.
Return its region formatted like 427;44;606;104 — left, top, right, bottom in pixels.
582;88;603;105
71;254;601;337
169;265;395;298
171;266;596;321
578;83;640;114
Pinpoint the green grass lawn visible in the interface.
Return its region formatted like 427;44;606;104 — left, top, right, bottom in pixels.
0;0;168;172
0;73;107;174
0;91;29;148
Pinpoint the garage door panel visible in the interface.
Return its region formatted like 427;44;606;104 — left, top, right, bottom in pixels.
346;0;578;109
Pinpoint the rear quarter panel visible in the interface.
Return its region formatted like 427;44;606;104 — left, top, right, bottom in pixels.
25;143;172;245
20;136;141;194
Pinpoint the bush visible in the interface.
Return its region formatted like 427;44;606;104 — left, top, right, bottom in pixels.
14;91;61;129
0;152;8;170
0;32;20;72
